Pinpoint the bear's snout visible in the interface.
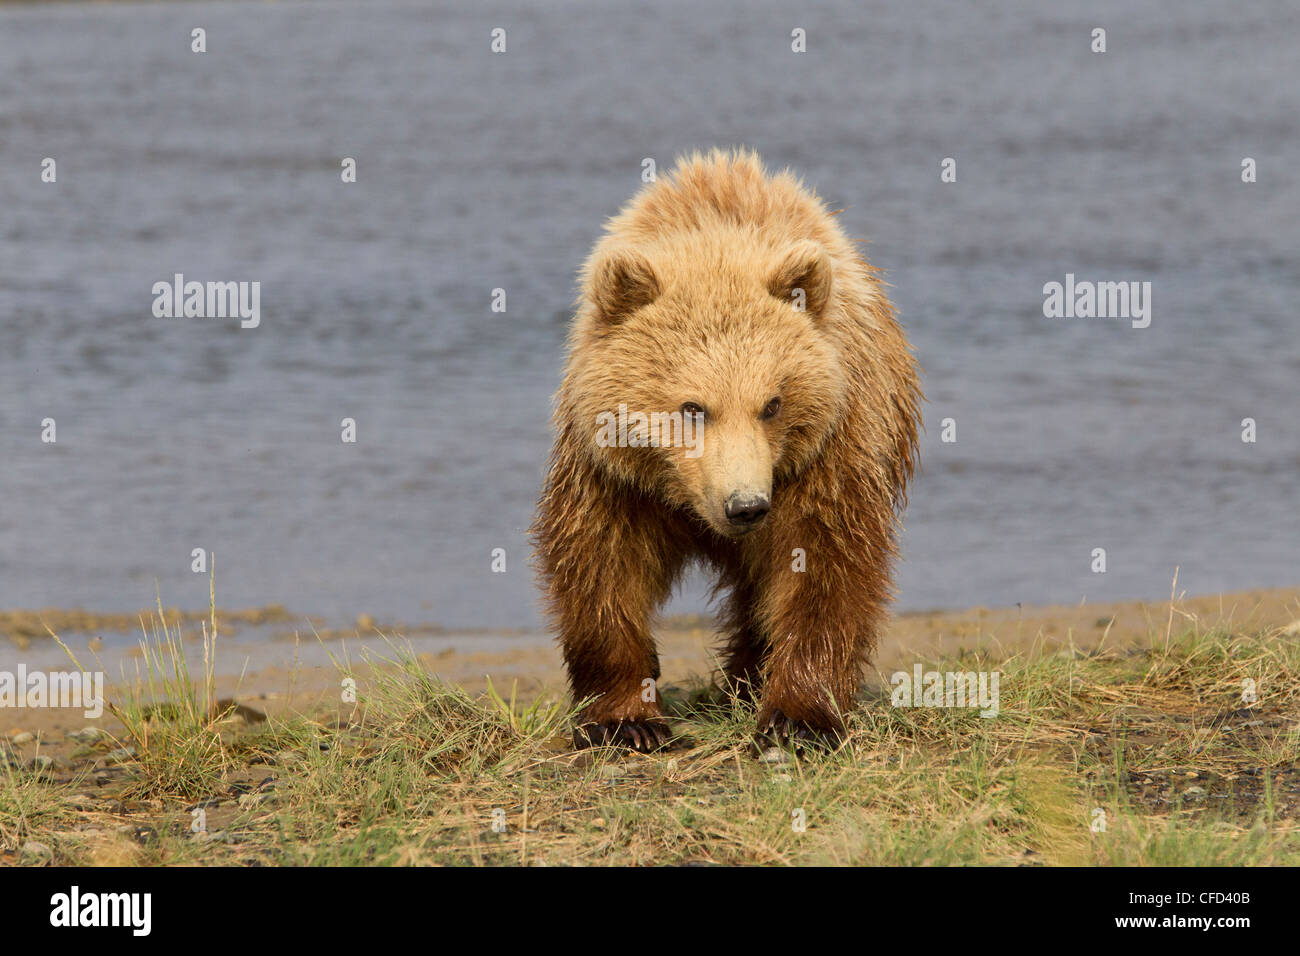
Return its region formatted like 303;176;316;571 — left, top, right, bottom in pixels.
724;492;770;530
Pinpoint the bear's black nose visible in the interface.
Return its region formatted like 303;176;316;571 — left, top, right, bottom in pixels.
725;493;770;527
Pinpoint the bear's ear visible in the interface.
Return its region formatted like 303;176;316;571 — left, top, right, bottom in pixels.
767;240;833;318
589;246;662;324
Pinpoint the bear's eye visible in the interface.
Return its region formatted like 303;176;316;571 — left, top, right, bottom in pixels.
760;397;782;420
681;402;707;423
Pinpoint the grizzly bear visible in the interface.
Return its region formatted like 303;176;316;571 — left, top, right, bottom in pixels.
532;149;921;751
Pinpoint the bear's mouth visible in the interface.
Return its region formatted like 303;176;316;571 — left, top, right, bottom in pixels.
713;515;766;539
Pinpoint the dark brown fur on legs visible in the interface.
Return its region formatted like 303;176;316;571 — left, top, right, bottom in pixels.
533;432;692;752
717;572;766;704
750;458;901;750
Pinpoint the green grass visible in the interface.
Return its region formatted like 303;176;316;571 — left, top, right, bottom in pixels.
6;595;1298;866
49;577;248;801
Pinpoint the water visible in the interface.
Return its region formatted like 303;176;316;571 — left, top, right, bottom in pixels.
0;0;1296;642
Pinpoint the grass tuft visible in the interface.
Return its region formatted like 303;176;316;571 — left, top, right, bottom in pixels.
7;584;1298;866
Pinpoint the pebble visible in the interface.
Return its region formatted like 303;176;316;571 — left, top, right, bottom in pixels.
127;825;158;846
273;750;304;768
591;817;607;829
20;841;53;863
10;731;34;745
67;727;107;743
103;746;137;766
758;746;791;765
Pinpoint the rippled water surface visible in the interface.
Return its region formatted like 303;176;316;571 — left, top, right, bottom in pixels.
0;0;1296;640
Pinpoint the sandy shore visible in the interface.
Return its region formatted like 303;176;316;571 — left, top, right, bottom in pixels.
4;584;1297;741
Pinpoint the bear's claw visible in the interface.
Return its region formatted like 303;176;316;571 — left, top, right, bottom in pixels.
755;710;842;753
574;719;673;752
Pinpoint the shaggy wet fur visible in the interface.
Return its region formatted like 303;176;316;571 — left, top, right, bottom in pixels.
532;149;922;750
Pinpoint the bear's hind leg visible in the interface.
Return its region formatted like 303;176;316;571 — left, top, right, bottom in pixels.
718;577;767;704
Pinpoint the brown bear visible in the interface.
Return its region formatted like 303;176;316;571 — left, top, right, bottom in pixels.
532;148;922;751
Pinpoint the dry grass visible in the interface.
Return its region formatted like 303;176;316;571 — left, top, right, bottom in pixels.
3;593;1298;866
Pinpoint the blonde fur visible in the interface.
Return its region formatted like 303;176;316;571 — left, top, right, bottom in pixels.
532;149;922;748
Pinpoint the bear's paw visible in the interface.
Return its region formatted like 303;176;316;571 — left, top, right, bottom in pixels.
573;718;673;753
754;708;844;754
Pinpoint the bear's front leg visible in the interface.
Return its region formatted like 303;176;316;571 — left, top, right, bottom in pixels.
533;454;686;751
755;624;858;750
562;566;675;751
753;520;895;750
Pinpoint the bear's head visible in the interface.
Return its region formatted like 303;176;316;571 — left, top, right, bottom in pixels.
565;230;848;539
